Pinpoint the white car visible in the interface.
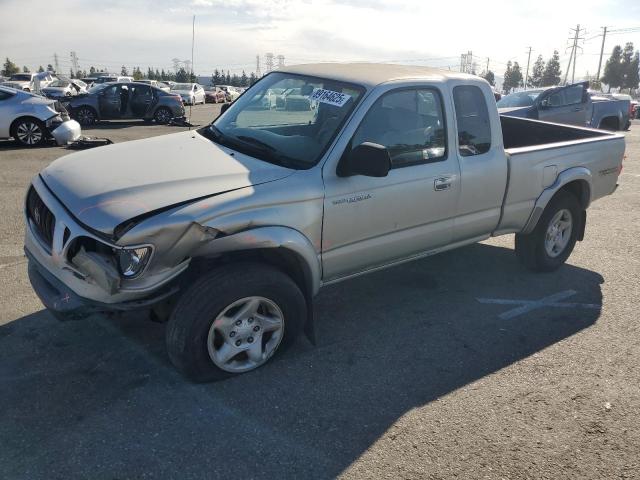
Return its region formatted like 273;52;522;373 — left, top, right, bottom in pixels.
40;79;88;99
92;75;134;85
0;86;81;146
137;79;171;92
169;83;205;105
217;85;241;101
0;71;57;92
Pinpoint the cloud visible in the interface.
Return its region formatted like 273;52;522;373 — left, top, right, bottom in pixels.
1;0;639;78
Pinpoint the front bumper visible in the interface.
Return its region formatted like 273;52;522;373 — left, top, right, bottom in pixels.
24;177;188;316
50;120;81;145
27;249;177;318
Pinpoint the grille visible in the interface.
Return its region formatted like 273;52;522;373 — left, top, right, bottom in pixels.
26;187;55;249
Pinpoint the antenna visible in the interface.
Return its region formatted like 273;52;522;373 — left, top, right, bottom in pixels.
189;14;195;130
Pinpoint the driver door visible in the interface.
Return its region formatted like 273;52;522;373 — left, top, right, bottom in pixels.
538;84;591;126
322;87;460;281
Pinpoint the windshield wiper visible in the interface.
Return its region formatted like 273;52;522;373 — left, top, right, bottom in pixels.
235;135;276;151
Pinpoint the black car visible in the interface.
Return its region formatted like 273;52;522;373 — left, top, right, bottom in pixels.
62;82;185;125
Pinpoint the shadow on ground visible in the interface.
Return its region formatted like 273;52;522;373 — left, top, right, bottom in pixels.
0;243;603;479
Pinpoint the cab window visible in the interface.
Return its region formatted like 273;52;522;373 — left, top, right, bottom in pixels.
453;85;491;156
351;88;447;168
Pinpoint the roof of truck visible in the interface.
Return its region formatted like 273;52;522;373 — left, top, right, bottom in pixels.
279;63;477;88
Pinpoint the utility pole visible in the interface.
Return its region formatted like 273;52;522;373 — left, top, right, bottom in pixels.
486;57;490;73
564;24;583;85
596;26;608;84
524;46;532;89
256;55;261;77
70;51;79;75
53;53;59;73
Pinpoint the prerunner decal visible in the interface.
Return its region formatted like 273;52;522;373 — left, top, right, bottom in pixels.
309;88;352;107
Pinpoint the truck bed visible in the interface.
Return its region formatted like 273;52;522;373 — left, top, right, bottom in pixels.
495;115;625;235
500;115;611;149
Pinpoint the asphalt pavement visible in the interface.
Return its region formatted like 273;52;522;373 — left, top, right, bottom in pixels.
0;108;638;479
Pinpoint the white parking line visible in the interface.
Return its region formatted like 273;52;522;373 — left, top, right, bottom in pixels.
476;290;601;320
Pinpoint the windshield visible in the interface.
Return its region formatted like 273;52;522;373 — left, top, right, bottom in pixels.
497;90;543;108
48;80;70;88
171;83;191;90
10;74;32;81
202;72;364;169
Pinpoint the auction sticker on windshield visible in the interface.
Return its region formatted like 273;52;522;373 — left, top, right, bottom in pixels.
309;88;352;107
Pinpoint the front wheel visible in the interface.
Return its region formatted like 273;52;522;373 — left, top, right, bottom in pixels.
74;106;97;126
166;263;306;382
515;190;581;272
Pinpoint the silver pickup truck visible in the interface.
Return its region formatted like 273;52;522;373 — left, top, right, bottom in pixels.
24;64;625;381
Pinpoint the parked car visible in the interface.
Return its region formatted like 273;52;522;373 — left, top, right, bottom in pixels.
170;83;205;105
0;85;81;146
497;82;629;131
41;79;88;99
62;82;185;125
203;85;226;103
0;71;57;92
217;85;240;101
92;75;134;84
137;79;170;92
24;64;624;381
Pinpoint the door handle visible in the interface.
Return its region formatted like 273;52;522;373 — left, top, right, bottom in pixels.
434;177;452;191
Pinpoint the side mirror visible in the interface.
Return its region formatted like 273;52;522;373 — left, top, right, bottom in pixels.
340;142;391;177
220;103;231;114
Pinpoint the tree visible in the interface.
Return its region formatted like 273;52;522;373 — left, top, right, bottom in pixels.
621;42;639;91
89;66;96;75
503;61;523;93
249;72;257;85
529;55;545;87
121;65;129;76
240;70;248;87
212;69;222;85
147;67;155;80
541;50;562;86
601;45;624;91
22;65;29;73
46;64;54;71
175;67;189;82
2;58;19;77
132;66;143;80
225;70;231;84
481;70;495;86
37;65;44;73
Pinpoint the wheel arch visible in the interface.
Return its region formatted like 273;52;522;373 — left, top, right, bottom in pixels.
10;115;47;138
184;226;321;343
521;167;592;235
598;116;620;131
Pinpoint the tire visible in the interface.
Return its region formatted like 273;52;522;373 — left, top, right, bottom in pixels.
515;190;582;272
74;106;97;126
599;117;619;131
12;118;47;147
166;262;306;382
154;107;172;124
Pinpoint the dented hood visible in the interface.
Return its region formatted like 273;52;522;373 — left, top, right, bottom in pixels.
41;130;293;234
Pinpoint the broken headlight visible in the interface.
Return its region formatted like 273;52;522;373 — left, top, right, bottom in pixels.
116;246;152;278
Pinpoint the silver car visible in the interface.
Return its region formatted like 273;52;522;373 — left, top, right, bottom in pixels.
169;82;206;105
41;79;88;99
0;86;81;146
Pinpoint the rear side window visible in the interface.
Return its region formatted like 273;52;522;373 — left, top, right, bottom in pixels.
352;88;447;168
0;91;14;101
453;85;491;156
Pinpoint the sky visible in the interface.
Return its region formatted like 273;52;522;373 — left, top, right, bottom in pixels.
2;0;640;82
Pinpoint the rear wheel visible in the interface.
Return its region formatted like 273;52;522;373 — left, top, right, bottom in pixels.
12;118;47;147
154;107;172;124
515;190;581;272
75;106;97;126
599;117;619;131
166;263;306;382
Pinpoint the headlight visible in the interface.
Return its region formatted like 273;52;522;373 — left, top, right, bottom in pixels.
115;246;152;278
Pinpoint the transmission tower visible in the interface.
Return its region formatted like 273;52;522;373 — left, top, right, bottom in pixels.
70;51;79;74
256;55;261;77
277;55;285;69
459;51;473;73
265;53;274;73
